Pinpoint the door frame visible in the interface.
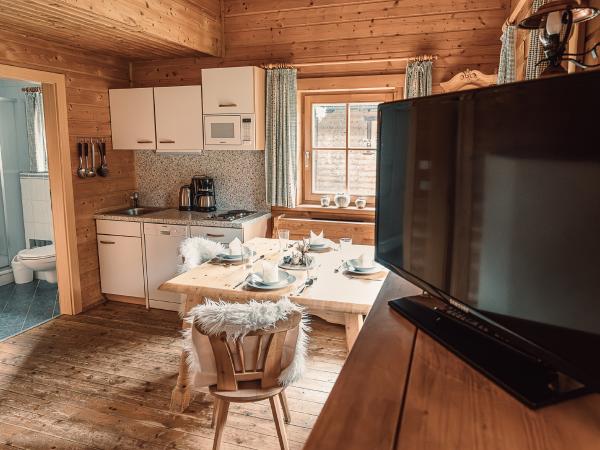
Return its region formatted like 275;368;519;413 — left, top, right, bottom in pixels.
0;63;81;315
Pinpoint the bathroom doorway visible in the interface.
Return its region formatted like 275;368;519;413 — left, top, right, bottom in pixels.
0;78;60;338
0;64;81;326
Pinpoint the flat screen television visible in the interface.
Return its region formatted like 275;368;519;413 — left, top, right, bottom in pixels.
375;71;600;408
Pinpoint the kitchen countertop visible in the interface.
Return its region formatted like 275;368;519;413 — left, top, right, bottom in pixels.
93;208;271;229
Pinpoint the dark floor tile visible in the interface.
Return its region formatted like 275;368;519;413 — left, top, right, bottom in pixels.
22;282;58;329
53;294;61;317
0;283;15;311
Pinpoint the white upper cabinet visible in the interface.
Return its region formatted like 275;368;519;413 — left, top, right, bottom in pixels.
109;88;156;150
202;67;263;114
154;86;203;152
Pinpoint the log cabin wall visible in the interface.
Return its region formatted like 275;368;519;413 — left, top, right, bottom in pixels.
0;30;134;310
132;0;510;91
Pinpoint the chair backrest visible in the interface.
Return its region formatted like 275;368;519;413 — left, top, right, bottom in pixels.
273;214;375;245
196;311;302;391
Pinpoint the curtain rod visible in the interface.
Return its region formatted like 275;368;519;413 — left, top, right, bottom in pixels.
505;0;529;28
262;55;438;69
21;86;42;93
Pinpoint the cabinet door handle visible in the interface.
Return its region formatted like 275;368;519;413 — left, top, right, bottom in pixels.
206;233;225;238
218;103;237;107
159;139;175;144
137;139;153;144
99;240;115;245
160;230;171;235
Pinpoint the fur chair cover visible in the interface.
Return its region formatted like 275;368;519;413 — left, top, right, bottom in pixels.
178;237;224;273
183;297;309;387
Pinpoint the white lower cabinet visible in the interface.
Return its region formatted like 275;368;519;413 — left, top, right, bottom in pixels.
97;234;145;298
190;225;243;243
144;223;187;312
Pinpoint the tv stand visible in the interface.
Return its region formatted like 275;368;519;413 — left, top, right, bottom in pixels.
388;296;590;408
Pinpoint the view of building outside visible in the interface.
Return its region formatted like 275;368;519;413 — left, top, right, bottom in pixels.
312;102;378;196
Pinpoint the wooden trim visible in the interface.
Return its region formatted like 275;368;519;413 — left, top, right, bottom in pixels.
301;91;393;206
0;63;81;315
439;69;497;92
271;205;375;223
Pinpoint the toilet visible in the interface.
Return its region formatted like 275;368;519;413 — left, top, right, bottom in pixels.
17;244;57;284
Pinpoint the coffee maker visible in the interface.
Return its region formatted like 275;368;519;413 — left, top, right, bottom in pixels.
191;176;216;212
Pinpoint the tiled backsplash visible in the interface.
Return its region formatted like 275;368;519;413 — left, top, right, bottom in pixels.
20;173;54;248
135;150;268;211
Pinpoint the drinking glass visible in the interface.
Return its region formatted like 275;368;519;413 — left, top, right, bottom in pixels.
241;245;253;274
278;229;290;253
339;237;353;260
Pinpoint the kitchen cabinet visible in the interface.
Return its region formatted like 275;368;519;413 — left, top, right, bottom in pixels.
144;223;187;311
96;221;145;298
202;66;264;115
190;225;243;244
109;86;203;152
109;88;156;150
154;86;203;152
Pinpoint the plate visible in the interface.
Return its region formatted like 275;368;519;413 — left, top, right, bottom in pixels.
345;261;380;275
347;258;376;272
309;241;326;248
247;270;296;290
217;250;256;261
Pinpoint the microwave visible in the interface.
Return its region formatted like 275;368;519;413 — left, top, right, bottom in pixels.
204;114;258;150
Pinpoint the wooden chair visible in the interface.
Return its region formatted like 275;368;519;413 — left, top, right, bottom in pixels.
197;311;302;450
273;214;375;245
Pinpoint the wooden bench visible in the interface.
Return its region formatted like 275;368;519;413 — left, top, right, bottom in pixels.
272;214;375;245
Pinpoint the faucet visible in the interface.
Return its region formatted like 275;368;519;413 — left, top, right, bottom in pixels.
130;191;139;208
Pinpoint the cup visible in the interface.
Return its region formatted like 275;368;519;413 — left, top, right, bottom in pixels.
320;195;331;207
278;229;290;253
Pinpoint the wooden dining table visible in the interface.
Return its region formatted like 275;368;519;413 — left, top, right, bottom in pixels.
160;236;388;412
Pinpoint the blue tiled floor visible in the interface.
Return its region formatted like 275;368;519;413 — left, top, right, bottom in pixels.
0;280;60;340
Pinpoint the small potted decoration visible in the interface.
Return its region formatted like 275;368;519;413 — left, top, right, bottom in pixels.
355;197;367;209
282;240;314;268
320;195;331;207
334;192;351;208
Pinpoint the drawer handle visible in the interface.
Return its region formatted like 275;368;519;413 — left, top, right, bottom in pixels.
160;230;171;235
99;240;115;245
218;103;238;107
206;233;225;238
137;139;153;144
159;139;175;144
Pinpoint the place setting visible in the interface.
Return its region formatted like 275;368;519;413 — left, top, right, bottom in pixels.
339;253;387;281
234;259;297;291
212;237;256;265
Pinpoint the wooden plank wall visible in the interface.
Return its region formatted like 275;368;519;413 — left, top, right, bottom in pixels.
0;30;134;310
132;0;510;91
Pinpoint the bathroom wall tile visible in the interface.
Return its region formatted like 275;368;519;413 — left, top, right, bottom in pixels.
31;178;46;201
23;222;34;248
19;178;32;200
22;200;33;223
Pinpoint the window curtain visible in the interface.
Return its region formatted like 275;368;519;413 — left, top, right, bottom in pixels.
525;0;550;80
24;90;48;173
265;68;298;208
404;60;433;99
498;25;517;84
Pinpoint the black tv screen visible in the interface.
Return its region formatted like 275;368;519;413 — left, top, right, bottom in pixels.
375;71;600;390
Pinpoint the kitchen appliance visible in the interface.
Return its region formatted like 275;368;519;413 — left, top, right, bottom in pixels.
178;185;193;211
204;114;257;150
376;70;600;408
191;176;217;212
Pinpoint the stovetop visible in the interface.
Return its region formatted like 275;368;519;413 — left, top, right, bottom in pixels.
196;209;257;222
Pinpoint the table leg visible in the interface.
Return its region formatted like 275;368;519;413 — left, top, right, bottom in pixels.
170;350;192;412
344;313;364;351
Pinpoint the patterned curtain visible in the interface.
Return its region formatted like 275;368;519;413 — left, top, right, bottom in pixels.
404;60;433;98
265;68;298;208
525;0;550;80
24;90;48;173
498;25;517;84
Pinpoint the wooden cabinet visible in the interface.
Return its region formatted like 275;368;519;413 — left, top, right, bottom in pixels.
154;86;203;152
202;66;264;114
96;221;145;298
109;88;156;150
190;225;243;244
109;86;203;152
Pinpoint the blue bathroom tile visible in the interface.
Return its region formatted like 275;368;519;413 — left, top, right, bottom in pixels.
52;294;61;317
22;281;57;329
0;283;15;311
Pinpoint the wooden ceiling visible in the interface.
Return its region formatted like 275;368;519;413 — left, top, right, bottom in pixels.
0;0;223;58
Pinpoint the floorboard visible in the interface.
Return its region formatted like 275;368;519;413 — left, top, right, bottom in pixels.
0;301;347;449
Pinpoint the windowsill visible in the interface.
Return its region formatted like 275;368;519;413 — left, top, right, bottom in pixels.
271;204;375;222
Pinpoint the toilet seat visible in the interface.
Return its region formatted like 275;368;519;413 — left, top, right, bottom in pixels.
18;244;56;262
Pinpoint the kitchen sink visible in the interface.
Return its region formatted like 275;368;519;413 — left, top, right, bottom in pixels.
111;207;164;216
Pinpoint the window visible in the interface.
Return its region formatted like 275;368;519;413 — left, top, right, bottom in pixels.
302;93;393;205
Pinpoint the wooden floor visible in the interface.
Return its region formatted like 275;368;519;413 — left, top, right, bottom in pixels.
0;301;347;449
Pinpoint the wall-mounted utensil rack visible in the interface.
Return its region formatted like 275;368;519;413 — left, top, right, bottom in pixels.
76;137;110;179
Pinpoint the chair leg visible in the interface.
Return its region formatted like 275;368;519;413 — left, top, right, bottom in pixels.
213;400;229;450
211;398;221;429
269;396;290;450
279;391;291;424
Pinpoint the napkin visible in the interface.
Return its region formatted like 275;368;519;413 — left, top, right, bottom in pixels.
261;260;279;283
358;252;374;268
309;230;324;245
228;237;242;256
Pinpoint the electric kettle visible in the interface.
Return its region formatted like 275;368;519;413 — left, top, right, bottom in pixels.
178;185;193;211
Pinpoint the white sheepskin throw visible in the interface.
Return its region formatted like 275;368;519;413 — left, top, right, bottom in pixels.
183;297;309;387
178;237;224;273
